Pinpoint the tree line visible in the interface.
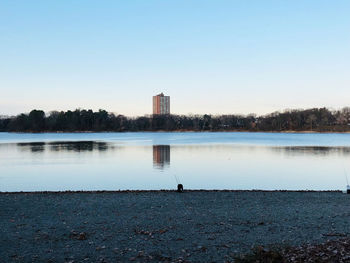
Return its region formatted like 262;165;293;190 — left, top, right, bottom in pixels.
1;107;350;132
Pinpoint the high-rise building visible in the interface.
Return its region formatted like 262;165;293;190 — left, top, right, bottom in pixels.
153;93;170;115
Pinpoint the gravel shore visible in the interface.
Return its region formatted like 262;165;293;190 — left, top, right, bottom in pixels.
1;191;350;262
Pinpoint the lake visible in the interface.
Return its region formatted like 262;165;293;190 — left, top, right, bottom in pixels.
1;132;350;192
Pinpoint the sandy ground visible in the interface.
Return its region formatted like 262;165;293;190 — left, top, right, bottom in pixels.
1;191;350;262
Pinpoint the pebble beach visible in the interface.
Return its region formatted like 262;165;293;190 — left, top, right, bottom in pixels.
2;191;350;262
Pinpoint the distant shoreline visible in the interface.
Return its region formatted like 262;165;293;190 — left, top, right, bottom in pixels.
2;107;350;133
2;130;350;134
0;189;343;194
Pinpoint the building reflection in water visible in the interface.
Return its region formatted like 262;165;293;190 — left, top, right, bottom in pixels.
153;145;170;169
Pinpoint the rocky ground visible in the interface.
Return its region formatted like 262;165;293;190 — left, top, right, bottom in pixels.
1;191;350;262
236;237;350;262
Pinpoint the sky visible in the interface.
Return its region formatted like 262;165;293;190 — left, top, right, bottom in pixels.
0;1;349;117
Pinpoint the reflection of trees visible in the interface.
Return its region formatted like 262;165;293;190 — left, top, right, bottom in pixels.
16;141;110;153
153;145;170;169
17;142;45;152
272;146;350;156
49;141;108;152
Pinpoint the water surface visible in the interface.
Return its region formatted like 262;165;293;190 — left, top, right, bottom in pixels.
1;132;349;192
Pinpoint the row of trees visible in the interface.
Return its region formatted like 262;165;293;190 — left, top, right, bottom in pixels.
1;107;350;132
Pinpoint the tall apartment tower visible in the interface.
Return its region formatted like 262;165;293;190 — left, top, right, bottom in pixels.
153;93;170;115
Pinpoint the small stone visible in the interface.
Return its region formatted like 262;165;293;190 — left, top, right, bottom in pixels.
78;232;87;240
96;246;106;251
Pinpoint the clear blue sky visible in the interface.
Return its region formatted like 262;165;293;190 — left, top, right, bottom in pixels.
1;1;349;116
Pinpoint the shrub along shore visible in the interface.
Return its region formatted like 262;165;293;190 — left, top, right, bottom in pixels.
1;107;350;132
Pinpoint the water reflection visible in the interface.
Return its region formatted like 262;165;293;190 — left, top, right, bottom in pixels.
16;141;110;152
49;141;109;152
16;142;45;152
153;145;170;169
10;142;350;157
271;146;350;156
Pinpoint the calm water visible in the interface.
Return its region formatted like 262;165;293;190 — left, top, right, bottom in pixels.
1;132;350;192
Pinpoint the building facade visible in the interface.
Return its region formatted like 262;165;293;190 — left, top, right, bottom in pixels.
152;93;170;115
